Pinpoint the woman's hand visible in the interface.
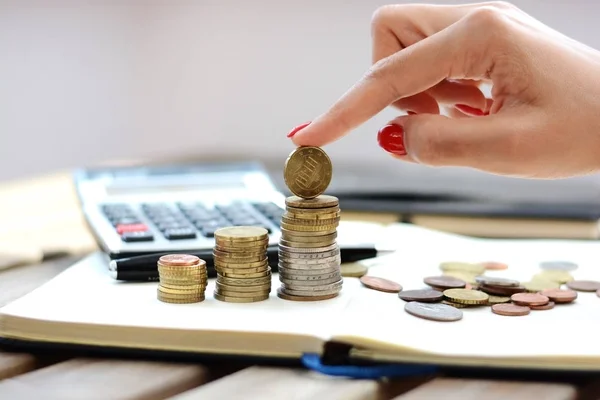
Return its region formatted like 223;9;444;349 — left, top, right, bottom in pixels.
289;2;600;179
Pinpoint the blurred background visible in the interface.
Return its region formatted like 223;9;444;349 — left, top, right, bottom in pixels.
2;0;600;203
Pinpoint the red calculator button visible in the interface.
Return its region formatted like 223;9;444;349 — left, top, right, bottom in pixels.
116;224;148;234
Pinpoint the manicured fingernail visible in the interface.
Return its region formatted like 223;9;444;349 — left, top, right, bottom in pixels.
287;122;311;138
377;124;406;156
407;111;417;115
455;104;484;116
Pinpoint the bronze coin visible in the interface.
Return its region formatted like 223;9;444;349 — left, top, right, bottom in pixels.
510;293;549;307
478;284;526;296
566;280;600;292
491;303;530;316
158;254;201;267
423;275;466;290
480;261;508;270
530;301;555;310
404;301;463;322
539;288;578;304
398;289;443;303
360;276;402;293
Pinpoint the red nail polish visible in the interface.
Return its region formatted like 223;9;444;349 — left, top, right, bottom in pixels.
377;124;406;156
407;111;417;115
455;104;484;116
287;122;311;138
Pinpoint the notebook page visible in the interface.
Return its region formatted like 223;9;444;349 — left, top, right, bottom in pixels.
331;224;600;361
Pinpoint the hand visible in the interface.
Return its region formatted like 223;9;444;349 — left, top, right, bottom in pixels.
288;2;600;179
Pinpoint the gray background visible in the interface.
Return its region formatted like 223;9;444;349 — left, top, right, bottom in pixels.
2;0;600;203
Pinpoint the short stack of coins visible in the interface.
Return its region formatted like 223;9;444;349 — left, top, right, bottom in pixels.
276;195;343;301
157;254;207;303
213;226;271;303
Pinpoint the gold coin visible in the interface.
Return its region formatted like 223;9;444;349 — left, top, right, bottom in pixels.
216;287;271;298
158;286;206;295
441;300;470;309
213;250;266;260
284;209;340;220
279;239;336;249
279;227;337;237
214;226;269;242
157;264;203;273
284;146;332;199
340;262;367;278
285;195;339;209
280;222;338;232
215;281;271;292
281;232;337;243
522;279;560;292
213;292;269;303
158;295;205;304
276;287;339;302
215;239;269;249
442;271;477;285
443;288;489;305
486;295;511;305
158;254;203;267
217;265;270;275
281;216;340;226
219;268;272;279
217;275;272;286
439;262;485;275
159;282;207;290
214;259;268;269
533;270;574;284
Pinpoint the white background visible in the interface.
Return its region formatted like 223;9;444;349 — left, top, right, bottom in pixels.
1;0;600;199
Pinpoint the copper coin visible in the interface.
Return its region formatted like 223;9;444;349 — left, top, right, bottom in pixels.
158;254;201;267
539;288;578;304
530;301;555;310
360;276;402;293
480;261;508;270
423;276;466;290
566;280;600;292
491;304;530;316
398;289;443;303
404;301;463;322
478;284;526;296
511;293;549;306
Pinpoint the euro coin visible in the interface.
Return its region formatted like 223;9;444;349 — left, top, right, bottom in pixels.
359;276;402;293
404;301;463;322
540;288;578;304
285;195;339;209
474;276;520;287
566;280;600;292
533;270;574;284
284;146;332;199
539;260;578;271
424;276;466;290
276;287;339;302
340;262;368;278
491;303;530;316
530;301;555;310
510;292;549;307
214;292;269;303
158;254;202;267
522;279;560;293
398;289;443;303
439;261;485;275
214;226;269;243
486;295;511;305
443;288;488;305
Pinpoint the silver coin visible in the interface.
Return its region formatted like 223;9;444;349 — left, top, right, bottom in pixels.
279;285;342;297
278;243;339;254
217;274;272;286
278;258;340;269
279;239;337;248
404;301;463;322
278;249;340;260
279;275;342;287
279;252;341;263
474;276;520;287
279;271;341;282
539;261;578;271
282;278;343;291
277;265;339;276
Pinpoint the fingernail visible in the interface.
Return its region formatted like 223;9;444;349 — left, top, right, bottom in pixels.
377;124;406;156
407;111;417;115
287;122;311;138
455;104;485;116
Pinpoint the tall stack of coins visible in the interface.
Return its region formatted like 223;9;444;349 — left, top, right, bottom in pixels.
277;195;343;301
157;254;207;303
213;226;271;303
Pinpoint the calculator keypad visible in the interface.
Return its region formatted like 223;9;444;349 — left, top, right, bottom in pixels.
100;201;285;242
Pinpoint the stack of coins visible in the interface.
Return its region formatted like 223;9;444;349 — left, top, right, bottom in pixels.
276;195;343;301
157;254;207;303
213;226;271;303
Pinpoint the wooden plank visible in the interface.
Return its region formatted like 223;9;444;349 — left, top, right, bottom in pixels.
394;378;577;400
0;358;210;400
170;366;391;400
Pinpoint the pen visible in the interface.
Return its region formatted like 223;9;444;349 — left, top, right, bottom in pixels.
108;245;390;281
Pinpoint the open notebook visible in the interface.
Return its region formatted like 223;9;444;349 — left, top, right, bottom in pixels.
1;223;600;372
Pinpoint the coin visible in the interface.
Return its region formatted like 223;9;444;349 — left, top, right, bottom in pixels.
281;284;342;297
424;276;466;290
340;262;368;278
157;294;205;304
442;271;477;285
158;254;201;267
280;232;337;243
285;195;338;209
404;301;463;322
439;262;485;275
480;261;508;270
522;279;560;293
530;301;555;310
491;303;530;316
539;260;578;271
510;292;549;307
279;239;336;248
279;243;339;254
280;227;337;237
284;146;332;199
217;265;270;275
280;275;341;286
215;281;271;293
278;265;339;276
213;249;266;260
486;295;511;305
474;276;520;287
478;284;526;296
281;216;341;226
533;270;574;284
441;300;470;309
214;292;269;303
359;276;402;293
276;287;339;301
215;226;268;242
220;268;272;279
157;286;205;295
398;289;443;303
280;222;338;232
218;275;272;286
214;259;268;269
566;280;600;292
443;289;488;305
539;288;578;304
284;210;340;220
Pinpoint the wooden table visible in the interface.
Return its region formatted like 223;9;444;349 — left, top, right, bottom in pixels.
1;257;598;399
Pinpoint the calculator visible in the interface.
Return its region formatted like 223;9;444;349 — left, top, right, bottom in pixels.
73;161;287;259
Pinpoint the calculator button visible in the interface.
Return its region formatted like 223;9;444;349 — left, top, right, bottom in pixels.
120;231;154;242
116;223;148;234
111;217;142;226
163;228;197;240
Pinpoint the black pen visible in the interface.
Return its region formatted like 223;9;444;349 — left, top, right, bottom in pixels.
108;245;390;281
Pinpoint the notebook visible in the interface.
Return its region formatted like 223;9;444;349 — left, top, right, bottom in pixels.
1;223;599;373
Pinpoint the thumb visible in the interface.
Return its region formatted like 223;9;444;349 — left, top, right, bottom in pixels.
377;114;520;173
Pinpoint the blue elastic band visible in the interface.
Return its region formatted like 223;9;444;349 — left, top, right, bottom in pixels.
301;353;437;379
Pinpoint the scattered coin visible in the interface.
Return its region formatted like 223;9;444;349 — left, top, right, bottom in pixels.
441;300;471;309
539;288;578;304
491;303;530;316
486;295;511;305
475;276;520;287
522;279;560;293
360;276;402;293
539;261;578;271
340;262;368;278
443;288;489;305
443;270;478;285
530;301;555;310
480;261;508;270
439;262;485;275
284;147;332;199
424;276;466;290
398;289;443;303
404;301;463;322
510;293;549;307
533;270;574;284
478;284;526;296
566;280;600;292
